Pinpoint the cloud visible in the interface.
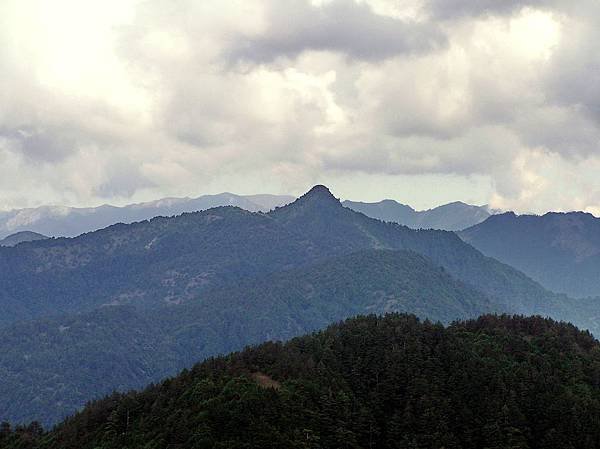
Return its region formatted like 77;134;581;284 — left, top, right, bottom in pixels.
1;127;78;163
543;2;600;125
1;0;600;215
227;0;446;63
424;0;560;19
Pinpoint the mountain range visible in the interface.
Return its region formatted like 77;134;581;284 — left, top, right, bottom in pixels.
0;185;579;328
343;199;492;231
460;211;600;298
0;194;494;241
0;193;294;239
1;185;599;426
4;313;600;448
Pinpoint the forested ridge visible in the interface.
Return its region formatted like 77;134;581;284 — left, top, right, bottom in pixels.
0;185;584;329
3;313;600;449
2;186;600;427
0;250;493;426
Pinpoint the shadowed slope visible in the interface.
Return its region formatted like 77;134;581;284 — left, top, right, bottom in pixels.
6;314;600;448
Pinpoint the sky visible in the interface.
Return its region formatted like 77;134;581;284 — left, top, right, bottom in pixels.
1;0;599;214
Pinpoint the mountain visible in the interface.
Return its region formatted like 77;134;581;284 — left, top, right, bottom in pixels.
0;185;573;328
0;231;47;247
268;187;586;323
5;313;600;449
1;185;598;426
0;205;318;327
343;199;491;231
0;193;294;239
460;211;600;298
0;250;494;426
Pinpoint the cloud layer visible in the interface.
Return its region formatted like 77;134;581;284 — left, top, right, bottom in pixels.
1;0;600;213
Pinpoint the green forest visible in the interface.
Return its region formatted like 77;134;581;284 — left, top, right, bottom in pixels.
3;313;600;449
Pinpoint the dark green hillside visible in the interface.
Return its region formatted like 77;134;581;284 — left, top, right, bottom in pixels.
5;314;600;449
0;250;493;426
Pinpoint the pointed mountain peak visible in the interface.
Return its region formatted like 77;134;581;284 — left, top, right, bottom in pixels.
303;185;337;200
293;185;342;208
268;185;344;219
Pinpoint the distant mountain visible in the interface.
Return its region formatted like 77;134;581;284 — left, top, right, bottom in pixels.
460;211;600;298
0;185;593;328
0;185;570;328
0;185;597;426
343;199;492;231
0;231;47;247
0;194;489;238
0;193;294;239
0;250;493;426
6;314;600;448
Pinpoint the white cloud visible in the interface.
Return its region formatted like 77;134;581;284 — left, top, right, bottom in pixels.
225;0;446;63
1;0;600;214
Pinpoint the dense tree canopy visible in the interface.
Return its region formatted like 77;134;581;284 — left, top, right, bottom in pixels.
3;313;600;449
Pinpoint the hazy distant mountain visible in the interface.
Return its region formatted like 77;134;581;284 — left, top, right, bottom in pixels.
0;194;490;239
460;211;600;298
0;185;596;425
343;199;492;231
0;231;47;247
0;193;294;239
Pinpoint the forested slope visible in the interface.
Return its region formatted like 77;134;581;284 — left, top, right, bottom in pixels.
3;314;600;448
0;250;493;426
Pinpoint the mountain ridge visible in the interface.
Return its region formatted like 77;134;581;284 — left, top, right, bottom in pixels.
343;198;492;231
0;192;295;239
460;211;600;298
0;186;592;327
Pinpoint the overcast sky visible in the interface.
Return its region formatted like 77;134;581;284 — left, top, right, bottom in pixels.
1;0;599;213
